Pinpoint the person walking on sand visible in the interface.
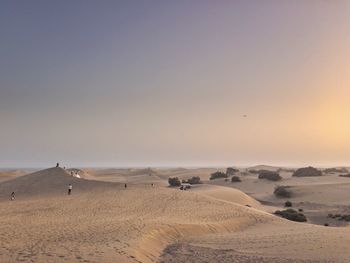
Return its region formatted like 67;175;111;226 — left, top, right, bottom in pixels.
56;162;59;168
68;184;72;195
124;183;127;189
10;192;15;201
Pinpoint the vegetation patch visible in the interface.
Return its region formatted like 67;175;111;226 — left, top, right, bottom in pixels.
231;176;241;183
168;177;181;187
324;168;348;174
292;166;322;177
210;171;228;180
274;209;307;222
226;167;239;176
258;171;282;181
327;213;350;222
274;185;292;198
284;201;292;207
182;176;201;185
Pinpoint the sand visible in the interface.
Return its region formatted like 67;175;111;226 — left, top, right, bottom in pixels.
1;167;350;262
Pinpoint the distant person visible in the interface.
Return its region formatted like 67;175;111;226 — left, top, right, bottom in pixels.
124;183;127;189
68;184;72;195
10;192;15;201
151;183;154;188
56;163;59;168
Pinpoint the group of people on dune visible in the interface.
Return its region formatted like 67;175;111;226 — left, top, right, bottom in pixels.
9;162;157;201
10;163;73;200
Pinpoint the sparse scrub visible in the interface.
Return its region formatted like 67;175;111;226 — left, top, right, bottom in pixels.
168;177;181;187
210;171;228;180
258;171;282;181
231;176;241;183
284;201;292;207
274;209;307;222
182;176;201;185
226;167;239;176
327;213;350;222
324;168;348;174
274;185;292;198
292;166;322;177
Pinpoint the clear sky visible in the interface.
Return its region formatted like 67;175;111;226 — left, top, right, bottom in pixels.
1;1;350;168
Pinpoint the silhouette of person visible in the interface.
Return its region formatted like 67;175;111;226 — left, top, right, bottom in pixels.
10;192;15;201
124;183;127;189
68;184;72;195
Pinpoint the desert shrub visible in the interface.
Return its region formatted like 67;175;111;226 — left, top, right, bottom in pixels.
274;209;307;222
327;213;350;221
187;176;201;184
339;215;350;221
324;223;329;226
231;176;241;182
168;177;181;187
298;208;303;212
226;167;239;176
292;166;322;177
274;185;292;198
324;168;348;174
339;174;350;178
183;176;201;184
224;178;229;182
285;201;293;207
258;171;282;181
210;171;227;180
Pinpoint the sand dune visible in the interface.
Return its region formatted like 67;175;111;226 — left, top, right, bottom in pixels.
0;167;118;200
1;167;350;262
0;167;275;262
191;184;261;208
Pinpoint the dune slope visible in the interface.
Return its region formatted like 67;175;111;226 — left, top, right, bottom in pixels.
2;167;350;263
0;167;118;200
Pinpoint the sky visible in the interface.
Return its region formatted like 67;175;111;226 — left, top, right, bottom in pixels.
1;1;350;168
